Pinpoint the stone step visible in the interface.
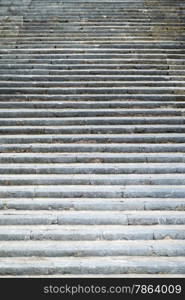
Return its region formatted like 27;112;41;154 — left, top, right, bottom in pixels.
2;70;183;76
5;43;185;49
0;64;176;70
1;143;185;153
1;162;184;173
9;34;185;39
0;152;184;163
0;74;185;80
1;75;185;81
2;39;184;44
2;40;184;46
0;8;153;11
11;29;185;34
8;0;184;3
1;94;185;101
1;87;185;95
3;35;184;39
1;125;185;134
6;5;185;9
0;210;184;225
17;8;184;11
1;198;184;211
1;41;183;47
1;58;183;63
1;174;185;186
3;53;184;58
13;20;184;24
15;15;185;18
1;81;185;88
1;133;185;144
0;108;185;117
5;41;184;46
2;24;184;30
3;33;185;37
0;102;185;110
0;185;185;198
0;125;185;134
0;256;185;275
1;48;185;54
9;15;184;19
0;225;184;240
0;240;185;257
0;61;180;67
0;117;185;125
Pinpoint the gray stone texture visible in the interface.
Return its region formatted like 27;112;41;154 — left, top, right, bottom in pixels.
0;0;185;276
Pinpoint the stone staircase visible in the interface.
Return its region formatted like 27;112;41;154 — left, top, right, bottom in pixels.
0;0;185;277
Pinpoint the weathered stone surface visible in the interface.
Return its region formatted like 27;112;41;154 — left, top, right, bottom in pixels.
0;0;185;277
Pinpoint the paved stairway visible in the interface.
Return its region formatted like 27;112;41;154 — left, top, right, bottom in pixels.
0;0;185;277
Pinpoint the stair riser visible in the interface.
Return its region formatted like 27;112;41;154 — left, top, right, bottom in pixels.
0;263;184;275
1;126;185;134
0;117;185;125
1;136;185;144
